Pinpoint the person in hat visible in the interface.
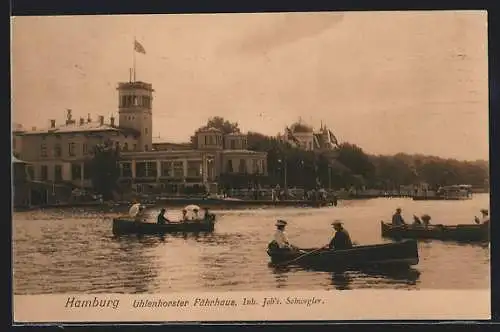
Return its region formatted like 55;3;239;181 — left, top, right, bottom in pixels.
326;220;353;250
474;209;489;224
273;219;294;250
392;207;406;226
157;208;169;225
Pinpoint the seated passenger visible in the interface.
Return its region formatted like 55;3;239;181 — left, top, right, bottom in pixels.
327;220;353;250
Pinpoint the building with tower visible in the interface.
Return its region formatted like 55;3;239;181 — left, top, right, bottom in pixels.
13;76;267;198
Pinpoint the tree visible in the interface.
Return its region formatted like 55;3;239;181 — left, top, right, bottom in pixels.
335;143;376;186
88;141;120;200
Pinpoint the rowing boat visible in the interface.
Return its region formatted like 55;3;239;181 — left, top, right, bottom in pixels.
380;221;489;242
267;239;418;269
112;218;215;235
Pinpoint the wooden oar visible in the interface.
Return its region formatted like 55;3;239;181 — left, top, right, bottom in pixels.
277;247;326;266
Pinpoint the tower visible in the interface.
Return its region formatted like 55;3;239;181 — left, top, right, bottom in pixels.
117;81;154;151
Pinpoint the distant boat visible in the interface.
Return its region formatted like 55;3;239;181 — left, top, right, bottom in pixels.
380;221;489;243
413;184;473;201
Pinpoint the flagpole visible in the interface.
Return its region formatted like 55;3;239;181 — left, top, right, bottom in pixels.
133;36;136;82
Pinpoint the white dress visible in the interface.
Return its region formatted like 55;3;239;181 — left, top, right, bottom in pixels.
274;230;290;248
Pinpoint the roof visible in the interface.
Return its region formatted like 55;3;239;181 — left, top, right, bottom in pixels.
197;126;222;133
21;122;140;136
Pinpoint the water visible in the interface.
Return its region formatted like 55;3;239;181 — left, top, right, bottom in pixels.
13;194;490;294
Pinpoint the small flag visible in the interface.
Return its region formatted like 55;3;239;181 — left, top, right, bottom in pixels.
328;130;339;147
286;127;300;146
134;40;146;54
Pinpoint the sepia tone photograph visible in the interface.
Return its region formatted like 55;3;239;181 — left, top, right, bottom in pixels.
11;10;490;321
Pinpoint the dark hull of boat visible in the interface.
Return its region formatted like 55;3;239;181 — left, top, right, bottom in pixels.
112;218;215;235
380;221;489;242
267;240;419;269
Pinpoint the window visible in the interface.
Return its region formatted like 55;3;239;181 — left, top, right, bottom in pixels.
40;143;47;158
12;138;16;150
238;159;247;174
123;143;129;151
144;144;149;151
161;161;172;177
71;163;82;180
226;159;233;173
204;136;208;145
83;162;91;179
187;161;202;177
230;140;236;149
145;128;148;134
54;143;62;157
40;165;48;180
68;142;76;156
83;143;88;155
135;161;157;177
257;160;263;174
54;165;63;182
173;161;184;178
252;159;258;173
121;162;132;177
133;144;137;151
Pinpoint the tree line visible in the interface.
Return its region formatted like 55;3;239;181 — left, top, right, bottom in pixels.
195;117;489;190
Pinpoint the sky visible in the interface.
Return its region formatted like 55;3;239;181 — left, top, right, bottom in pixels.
11;11;489;161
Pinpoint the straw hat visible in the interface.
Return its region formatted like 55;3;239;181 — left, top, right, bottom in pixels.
276;220;287;227
331;220;343;227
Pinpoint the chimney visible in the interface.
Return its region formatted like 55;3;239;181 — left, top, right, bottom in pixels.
79;117;85;125
110;116;115;126
50;119;56;128
98;115;104;126
87;113;91;123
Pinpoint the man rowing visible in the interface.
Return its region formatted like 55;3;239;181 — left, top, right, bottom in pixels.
326;220;353;250
392;207;406;226
157;208;169;224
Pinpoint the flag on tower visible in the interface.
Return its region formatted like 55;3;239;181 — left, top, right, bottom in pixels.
134;40;146;54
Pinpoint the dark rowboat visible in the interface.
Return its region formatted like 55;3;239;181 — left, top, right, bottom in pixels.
112;218;215;235
380;221;489;242
267;240;418;269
